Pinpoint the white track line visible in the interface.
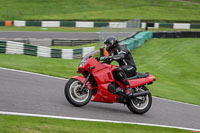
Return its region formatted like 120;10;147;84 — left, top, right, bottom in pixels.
0;111;199;132
0;67;68;81
0;67;200;131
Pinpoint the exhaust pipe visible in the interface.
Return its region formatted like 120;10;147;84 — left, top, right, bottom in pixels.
132;91;150;97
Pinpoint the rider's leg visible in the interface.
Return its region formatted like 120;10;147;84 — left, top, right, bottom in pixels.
120;65;137;96
113;68;133;96
121;78;134;97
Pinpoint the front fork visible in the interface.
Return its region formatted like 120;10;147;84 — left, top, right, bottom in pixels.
81;73;91;92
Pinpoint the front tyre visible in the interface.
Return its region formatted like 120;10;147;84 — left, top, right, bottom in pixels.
127;86;152;114
65;78;92;107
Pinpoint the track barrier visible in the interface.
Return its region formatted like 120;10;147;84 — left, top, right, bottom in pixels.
121;31;153;50
0;40;95;59
1;31;200;58
1;20;200;29
101;31;200;56
153;31;200;38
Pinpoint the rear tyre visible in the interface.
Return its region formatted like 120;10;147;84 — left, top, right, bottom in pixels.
127;86;152;114
65;78;92;107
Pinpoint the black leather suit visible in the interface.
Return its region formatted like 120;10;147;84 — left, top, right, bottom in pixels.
106;44;137;83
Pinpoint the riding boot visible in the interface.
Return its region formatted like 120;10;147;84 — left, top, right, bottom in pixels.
121;79;133;97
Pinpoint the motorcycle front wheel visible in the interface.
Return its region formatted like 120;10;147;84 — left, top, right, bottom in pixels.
65;78;92;107
127;86;152;114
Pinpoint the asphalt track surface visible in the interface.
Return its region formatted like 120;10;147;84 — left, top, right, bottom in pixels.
0;31;135;46
0;31;134;40
0;31;101;46
0;31;99;39
0;68;200;130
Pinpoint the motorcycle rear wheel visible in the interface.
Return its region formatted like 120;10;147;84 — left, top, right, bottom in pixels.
127;86;152;114
65;78;92;107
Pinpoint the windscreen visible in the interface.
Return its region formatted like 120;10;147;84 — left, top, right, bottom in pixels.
79;50;99;67
84;50;99;60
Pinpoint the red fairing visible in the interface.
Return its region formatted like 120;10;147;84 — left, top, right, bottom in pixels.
72;76;86;83
92;83;118;103
129;75;156;88
75;51;156;103
78;57;117;84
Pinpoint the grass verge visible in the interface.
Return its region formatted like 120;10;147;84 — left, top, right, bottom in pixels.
0;54;80;78
0;38;199;105
131;38;200;105
0;0;199;22
0;26;200;32
0;114;191;133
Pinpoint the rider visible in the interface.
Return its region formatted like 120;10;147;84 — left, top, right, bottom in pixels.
101;36;137;97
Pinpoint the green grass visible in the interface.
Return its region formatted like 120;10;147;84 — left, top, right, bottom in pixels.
0;0;200;22
0;54;80;78
184;0;200;3
0;38;200;105
1;26;200;32
131;38;200;105
0;115;191;133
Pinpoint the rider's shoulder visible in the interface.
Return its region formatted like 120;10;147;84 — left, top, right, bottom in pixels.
117;43;128;51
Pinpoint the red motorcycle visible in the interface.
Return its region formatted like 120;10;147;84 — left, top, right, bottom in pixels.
65;50;156;114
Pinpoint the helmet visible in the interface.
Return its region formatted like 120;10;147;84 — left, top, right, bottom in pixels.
104;36;118;52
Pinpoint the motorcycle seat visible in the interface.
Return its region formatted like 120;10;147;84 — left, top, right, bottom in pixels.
128;72;150;80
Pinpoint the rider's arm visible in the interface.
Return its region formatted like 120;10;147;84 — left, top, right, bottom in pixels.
103;56;113;64
112;51;126;61
99;56;113;64
112;45;128;61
